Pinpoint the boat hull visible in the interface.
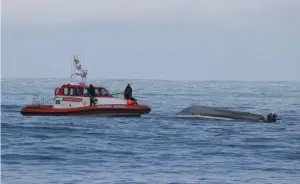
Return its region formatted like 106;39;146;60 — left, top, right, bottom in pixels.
175;105;266;122
20;104;151;117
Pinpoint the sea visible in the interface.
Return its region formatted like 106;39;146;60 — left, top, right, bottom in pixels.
1;78;300;184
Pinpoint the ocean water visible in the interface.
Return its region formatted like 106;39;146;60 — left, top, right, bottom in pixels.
1;78;300;184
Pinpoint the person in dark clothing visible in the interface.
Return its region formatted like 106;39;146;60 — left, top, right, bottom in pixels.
124;84;132;100
266;113;278;122
124;84;138;104
88;84;96;106
266;113;272;122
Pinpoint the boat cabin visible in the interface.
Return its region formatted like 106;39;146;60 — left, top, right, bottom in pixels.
54;83;113;98
51;82;128;108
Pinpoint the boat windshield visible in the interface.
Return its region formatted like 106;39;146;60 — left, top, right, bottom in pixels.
103;88;111;95
98;88;111;95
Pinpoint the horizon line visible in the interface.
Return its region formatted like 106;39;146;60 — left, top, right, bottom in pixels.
1;76;299;83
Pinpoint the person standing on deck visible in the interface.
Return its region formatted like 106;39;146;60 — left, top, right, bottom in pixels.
88;84;96;106
124;84;132;100
124;84;138;104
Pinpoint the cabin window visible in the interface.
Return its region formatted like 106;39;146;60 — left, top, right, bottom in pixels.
83;88;88;96
63;88;69;95
70;88;75;96
95;89;99;95
76;88;83;96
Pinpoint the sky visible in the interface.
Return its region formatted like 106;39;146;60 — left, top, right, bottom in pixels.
1;0;300;81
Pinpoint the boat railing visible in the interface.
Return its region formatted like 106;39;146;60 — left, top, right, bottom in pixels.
32;94;54;106
112;93;125;100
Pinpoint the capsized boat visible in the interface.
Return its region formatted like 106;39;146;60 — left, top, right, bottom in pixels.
20;55;151;117
175;105;279;122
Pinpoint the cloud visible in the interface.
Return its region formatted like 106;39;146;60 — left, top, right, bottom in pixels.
3;0;299;27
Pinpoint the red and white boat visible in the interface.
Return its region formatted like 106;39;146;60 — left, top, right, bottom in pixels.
20;55;151;117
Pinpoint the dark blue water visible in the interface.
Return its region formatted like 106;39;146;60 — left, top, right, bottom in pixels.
2;78;300;183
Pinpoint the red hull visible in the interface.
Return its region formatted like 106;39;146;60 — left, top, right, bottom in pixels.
20;104;151;117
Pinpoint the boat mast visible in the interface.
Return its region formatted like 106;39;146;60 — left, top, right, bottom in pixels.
70;54;88;84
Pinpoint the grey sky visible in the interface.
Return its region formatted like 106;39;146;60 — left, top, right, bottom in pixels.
2;0;300;80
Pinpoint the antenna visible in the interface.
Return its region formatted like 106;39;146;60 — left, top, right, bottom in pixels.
70;54;88;84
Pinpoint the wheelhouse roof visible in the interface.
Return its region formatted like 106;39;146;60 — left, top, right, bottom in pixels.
59;83;106;88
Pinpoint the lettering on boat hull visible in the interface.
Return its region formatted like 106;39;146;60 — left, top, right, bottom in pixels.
96;105;126;108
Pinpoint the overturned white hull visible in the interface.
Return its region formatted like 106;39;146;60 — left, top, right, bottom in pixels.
175;114;234;120
175;105;278;122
